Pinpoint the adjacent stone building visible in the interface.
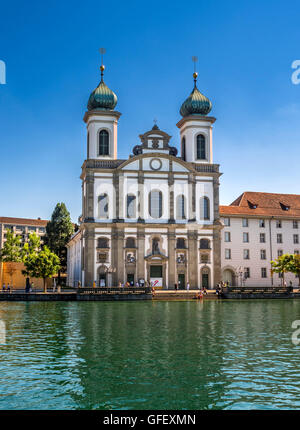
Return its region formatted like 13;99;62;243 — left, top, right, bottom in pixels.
220;192;300;287
67;64;222;289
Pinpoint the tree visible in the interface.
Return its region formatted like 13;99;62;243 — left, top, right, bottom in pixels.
271;254;293;286
0;230;22;285
23;246;60;293
287;254;300;286
44;203;74;285
21;232;41;278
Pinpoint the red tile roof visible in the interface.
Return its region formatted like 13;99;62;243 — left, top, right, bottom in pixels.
220;192;300;218
0;217;48;227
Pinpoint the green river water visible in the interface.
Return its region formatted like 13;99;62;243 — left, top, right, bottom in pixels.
0;299;300;410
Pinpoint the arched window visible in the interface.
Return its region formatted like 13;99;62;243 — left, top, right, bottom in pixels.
126;237;136;248
98;193;109;218
149;190;162;218
176;238;186;249
200;238;210;249
126;194;136;218
176;195;186;220
98;130;109;156
196;134;206;160
200;196;210;220
97;237;109;248
182;137;186;161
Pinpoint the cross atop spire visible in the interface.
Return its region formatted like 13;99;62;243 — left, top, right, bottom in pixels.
152;118;159;130
192;55;198;85
99;47;106;81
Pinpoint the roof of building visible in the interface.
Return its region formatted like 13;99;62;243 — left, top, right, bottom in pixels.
220;191;300;218
0;217;48;227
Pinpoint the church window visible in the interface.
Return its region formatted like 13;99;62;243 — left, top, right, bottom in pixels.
87;132;90;158
97;237;109;248
98;130;109;156
200;196;210;220
149;190;162;218
176;195;186;220
126;194;136;218
182;137;186;161
196;134;206;160
176;238;186;249
98;193;109;218
200;238;210;249
126;237;136;248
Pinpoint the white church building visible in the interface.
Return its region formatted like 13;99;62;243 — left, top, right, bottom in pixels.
67;62;222;289
67;60;300;289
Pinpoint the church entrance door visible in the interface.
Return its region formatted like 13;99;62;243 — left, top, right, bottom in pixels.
127;274;134;286
202;273;209;289
178;274;185;290
150;265;163;288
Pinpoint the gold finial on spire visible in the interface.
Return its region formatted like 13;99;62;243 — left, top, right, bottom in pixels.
192;56;198;83
99;47;106;80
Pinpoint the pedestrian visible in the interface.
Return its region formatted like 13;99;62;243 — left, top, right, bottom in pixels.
174;283;178;291
30;282;34;292
186;282;190;291
2;283;5;292
135;282;139;287
7;283;10;293
93;280;96;288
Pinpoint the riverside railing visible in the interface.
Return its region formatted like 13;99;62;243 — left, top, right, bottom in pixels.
77;287;152;295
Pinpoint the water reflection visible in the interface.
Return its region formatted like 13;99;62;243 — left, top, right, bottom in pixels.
0;300;300;409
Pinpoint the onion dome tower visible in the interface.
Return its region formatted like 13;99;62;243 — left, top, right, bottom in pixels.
179;72;212;117
176;58;215;164
83;49;121;160
87;64;118;111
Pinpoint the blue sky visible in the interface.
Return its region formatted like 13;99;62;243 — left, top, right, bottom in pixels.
0;0;300;222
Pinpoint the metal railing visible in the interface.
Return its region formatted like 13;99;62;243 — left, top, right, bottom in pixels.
223;286;292;294
77;287;152;295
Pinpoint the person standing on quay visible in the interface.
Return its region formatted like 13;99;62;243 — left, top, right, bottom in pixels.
186;282;190;291
2;283;5;292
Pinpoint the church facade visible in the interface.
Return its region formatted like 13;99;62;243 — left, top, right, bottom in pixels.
67;62;222;289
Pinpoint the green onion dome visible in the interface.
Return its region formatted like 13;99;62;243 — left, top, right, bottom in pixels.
180;72;212;117
87;65;117;111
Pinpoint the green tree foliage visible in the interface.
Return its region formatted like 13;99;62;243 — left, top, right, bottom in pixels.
271;254;294;286
22;232;41;278
0;230;22;285
23;246;60;293
44;203;74;285
286;254;300;286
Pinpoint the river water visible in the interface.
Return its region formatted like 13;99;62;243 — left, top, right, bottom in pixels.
0;300;300;410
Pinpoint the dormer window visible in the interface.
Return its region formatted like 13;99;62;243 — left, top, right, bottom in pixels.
280;202;290;211
247;200;258;209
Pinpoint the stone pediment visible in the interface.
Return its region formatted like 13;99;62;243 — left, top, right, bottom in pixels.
118;153;195;173
144;252;168;261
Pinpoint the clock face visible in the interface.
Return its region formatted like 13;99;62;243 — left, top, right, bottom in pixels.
150;158;162;171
